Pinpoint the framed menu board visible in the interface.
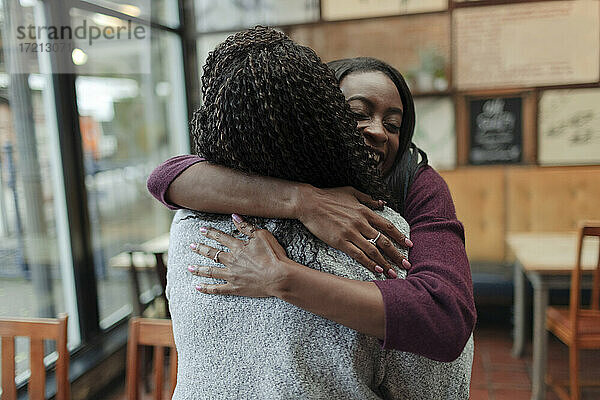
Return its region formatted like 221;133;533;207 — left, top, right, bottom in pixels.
468;96;522;165
453;1;600;90
538;88;600;165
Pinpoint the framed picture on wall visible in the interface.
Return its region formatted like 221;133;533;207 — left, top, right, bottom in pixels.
456;91;536;166
320;0;447;21
413;96;456;170
538;88;600;165
453;1;599;90
288;13;451;95
469;96;522;165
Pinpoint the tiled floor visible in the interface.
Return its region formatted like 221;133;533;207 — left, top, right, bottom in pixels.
472;324;600;400
108;322;600;400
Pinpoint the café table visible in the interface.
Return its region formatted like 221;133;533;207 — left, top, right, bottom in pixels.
507;232;597;400
109;233;171;316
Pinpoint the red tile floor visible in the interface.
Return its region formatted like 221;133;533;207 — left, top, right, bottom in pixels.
108;323;600;400
472;324;600;400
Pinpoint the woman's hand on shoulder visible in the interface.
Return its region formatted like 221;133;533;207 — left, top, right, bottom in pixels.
188;214;293;298
294;185;412;277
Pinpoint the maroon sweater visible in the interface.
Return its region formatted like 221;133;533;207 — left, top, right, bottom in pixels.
147;155;476;362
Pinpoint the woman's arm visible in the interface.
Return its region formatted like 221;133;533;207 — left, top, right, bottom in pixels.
190;167;476;362
191;214;385;339
147;155;412;273
373;166;476;361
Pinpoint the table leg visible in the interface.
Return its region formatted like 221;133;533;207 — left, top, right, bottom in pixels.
530;277;549;400
512;261;526;358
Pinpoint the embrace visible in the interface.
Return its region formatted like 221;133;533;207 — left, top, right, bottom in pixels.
148;27;476;399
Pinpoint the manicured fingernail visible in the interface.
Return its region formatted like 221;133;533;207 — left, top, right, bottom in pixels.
232;213;243;223
199;227;208;234
388;269;398;279
190;243;197;250
402;259;411;269
195;284;204;291
374;265;384;273
187;265;196;273
405;238;413;247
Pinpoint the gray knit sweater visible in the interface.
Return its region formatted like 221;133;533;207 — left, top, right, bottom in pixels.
167;209;473;400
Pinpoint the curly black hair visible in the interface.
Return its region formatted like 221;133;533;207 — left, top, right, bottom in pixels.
191;26;389;204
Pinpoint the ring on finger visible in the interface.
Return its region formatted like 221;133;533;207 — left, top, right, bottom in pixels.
213;249;222;263
367;231;381;246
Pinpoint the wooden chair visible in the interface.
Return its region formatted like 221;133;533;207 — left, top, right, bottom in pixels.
546;221;600;400
0;314;69;400
126;318;177;400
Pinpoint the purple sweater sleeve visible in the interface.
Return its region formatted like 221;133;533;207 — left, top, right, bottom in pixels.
146;155;205;210
373;166;476;362
149;157;476;360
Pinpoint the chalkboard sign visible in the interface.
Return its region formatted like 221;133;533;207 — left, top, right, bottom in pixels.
469;97;522;165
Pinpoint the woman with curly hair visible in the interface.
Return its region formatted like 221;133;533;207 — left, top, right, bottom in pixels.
166;27;472;399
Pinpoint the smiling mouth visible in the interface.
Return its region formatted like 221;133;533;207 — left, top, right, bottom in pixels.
368;149;384;166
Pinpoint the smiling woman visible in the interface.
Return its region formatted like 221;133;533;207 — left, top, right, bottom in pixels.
342;71;403;177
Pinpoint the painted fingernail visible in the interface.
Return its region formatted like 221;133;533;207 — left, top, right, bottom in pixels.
187;265;196;273
388;269;398;279
374;265;384;273
405;238;413;247
199;227;208;234
190;243;197;250
195;284;205;292
232;213;243;223
402;259;411;269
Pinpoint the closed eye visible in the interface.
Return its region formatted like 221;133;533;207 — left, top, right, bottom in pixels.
384;122;401;133
351;111;370;121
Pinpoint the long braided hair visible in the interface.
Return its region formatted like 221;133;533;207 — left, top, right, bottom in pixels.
327;58;429;215
192;27;389;202
190;27;391;267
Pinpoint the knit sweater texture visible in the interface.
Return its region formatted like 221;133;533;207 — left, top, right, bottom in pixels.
167;208;473;399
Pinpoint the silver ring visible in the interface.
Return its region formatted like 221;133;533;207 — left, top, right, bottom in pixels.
213;250;222;263
368;231;381;246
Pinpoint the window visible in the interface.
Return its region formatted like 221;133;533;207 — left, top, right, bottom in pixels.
69;7;188;326
0;0;80;378
81;0;180;28
0;0;190;386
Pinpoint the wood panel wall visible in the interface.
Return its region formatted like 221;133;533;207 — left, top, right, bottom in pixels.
441;166;600;263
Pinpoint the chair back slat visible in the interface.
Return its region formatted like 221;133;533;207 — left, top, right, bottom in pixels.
29;338;46;400
0;315;69;400
593;242;600;310
569;222;600;328
137;320;175;347
126;319;141;400
0;319;62;339
126;318;177;400
169;346;178;398
1;337;17;400
152;346;165;400
55;318;70;400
